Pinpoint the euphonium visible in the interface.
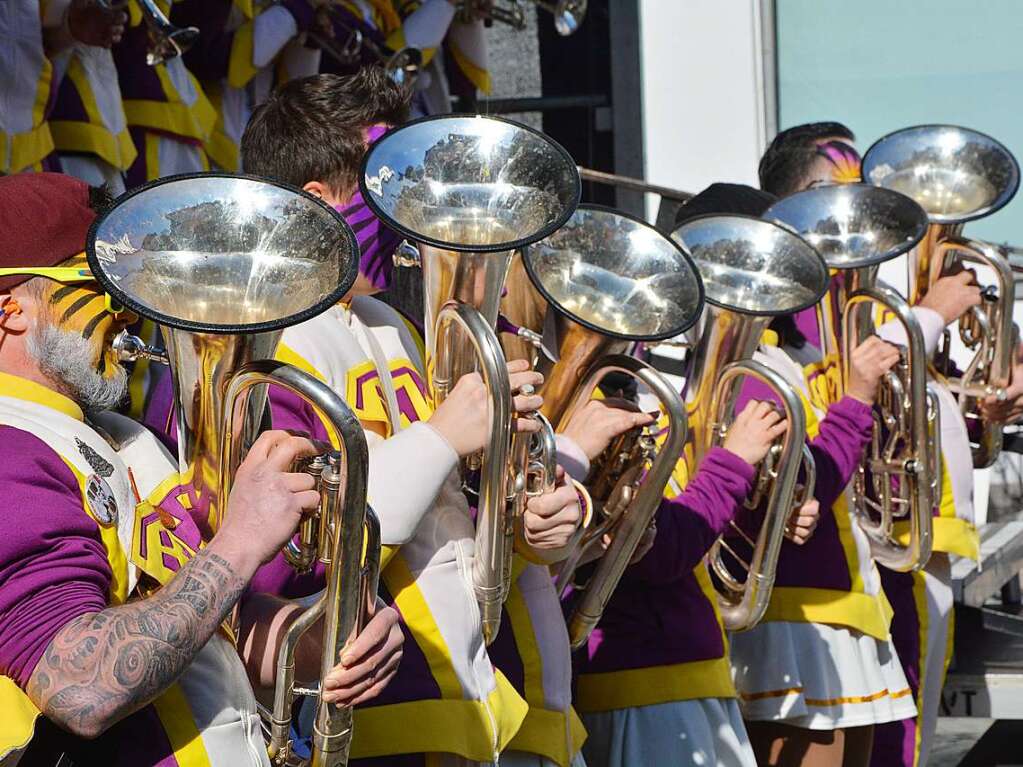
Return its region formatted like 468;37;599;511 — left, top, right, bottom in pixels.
87;174;379;767
862;125;1021;468
671;215;829;631
359;114;581;644
516;205;703;649
765;184;938;572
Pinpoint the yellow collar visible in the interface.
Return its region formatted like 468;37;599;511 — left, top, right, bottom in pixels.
0;371;84;421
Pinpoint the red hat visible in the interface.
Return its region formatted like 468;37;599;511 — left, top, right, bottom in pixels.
0;173;98;292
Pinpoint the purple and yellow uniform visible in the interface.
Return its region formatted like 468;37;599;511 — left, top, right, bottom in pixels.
45;0;136;193
870;305;980;767
265;297;529;764
0;0;56;173
0;371;291;766
573;447;759;767
113;0;216;185
727;308;916;730
171;0;320;172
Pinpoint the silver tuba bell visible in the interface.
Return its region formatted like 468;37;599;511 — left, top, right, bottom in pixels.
862;125;1021;468
765;184;938;572
359;114;581;644
87;174;379;767
519;205;702;649
672;215;828;631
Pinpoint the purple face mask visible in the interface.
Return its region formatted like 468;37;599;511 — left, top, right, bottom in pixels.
335;124;401;291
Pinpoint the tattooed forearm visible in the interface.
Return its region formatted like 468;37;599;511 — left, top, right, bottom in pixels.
26;549;247;739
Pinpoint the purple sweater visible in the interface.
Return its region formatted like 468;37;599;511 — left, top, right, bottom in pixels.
733;350;876;593
575;447;755;676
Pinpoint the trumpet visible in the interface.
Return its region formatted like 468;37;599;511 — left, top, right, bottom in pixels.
116;0;199;66
280;1;422;85
508;205;702;649
862;125;1021;468
672;215;829;631
457;0;587;36
765;184;939;572
88;174;379;767
359;114;581;644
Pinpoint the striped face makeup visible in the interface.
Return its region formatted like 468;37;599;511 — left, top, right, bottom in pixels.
41;255;129;378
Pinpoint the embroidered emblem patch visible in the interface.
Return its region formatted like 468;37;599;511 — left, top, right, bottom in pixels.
76;437;114;478
85;474;118;526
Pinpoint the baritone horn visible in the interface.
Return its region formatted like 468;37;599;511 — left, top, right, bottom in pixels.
671;215;829;631
765;184;938;572
863;125;1021;468
516;205;702;648
457;0;587;36
87;174;379;767
359;114;581;644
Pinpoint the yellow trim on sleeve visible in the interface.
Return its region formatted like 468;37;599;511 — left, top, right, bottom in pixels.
227;21;260;89
8;54;55;173
50;121;138;172
143;131;161;180
152;682;214;766
574;655;736;714
894;516;979;561
275;343;326;382
380;554;463;699
507;705;588;767
59;457;130;605
448;41;491;94
124;69;216;143
0;372;84;421
759;586;893;641
0;677;41;762
351;672;528;760
49;55;138;169
202;82;241;174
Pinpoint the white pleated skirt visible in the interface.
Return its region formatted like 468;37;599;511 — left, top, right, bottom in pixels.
730;621;917;730
580;698;756;767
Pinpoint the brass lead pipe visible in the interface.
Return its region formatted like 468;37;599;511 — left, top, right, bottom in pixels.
220;361;378;767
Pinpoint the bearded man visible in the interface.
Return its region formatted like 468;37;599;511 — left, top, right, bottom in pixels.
0;172;402;766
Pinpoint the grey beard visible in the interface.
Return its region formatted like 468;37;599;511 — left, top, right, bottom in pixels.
27;323;128;412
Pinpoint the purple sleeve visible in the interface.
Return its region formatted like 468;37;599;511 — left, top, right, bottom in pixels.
268;385;331;443
247;551;326;599
142;363;178;453
808;395;874;509
0;428;111;688
628;447;755;584
250;386;331;598
735;376;784;412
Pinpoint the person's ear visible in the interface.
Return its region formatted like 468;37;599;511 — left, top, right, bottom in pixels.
0;293;28;333
302;180;326;199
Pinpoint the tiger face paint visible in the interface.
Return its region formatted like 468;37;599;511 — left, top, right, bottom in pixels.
40;255;132;379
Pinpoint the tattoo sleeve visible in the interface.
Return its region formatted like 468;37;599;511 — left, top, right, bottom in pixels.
26;549;247;738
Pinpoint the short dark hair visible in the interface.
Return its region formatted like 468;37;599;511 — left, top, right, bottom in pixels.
241;67;411;196
758;121;855;197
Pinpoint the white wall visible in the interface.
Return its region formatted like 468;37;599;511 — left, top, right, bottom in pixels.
638;0;769;209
